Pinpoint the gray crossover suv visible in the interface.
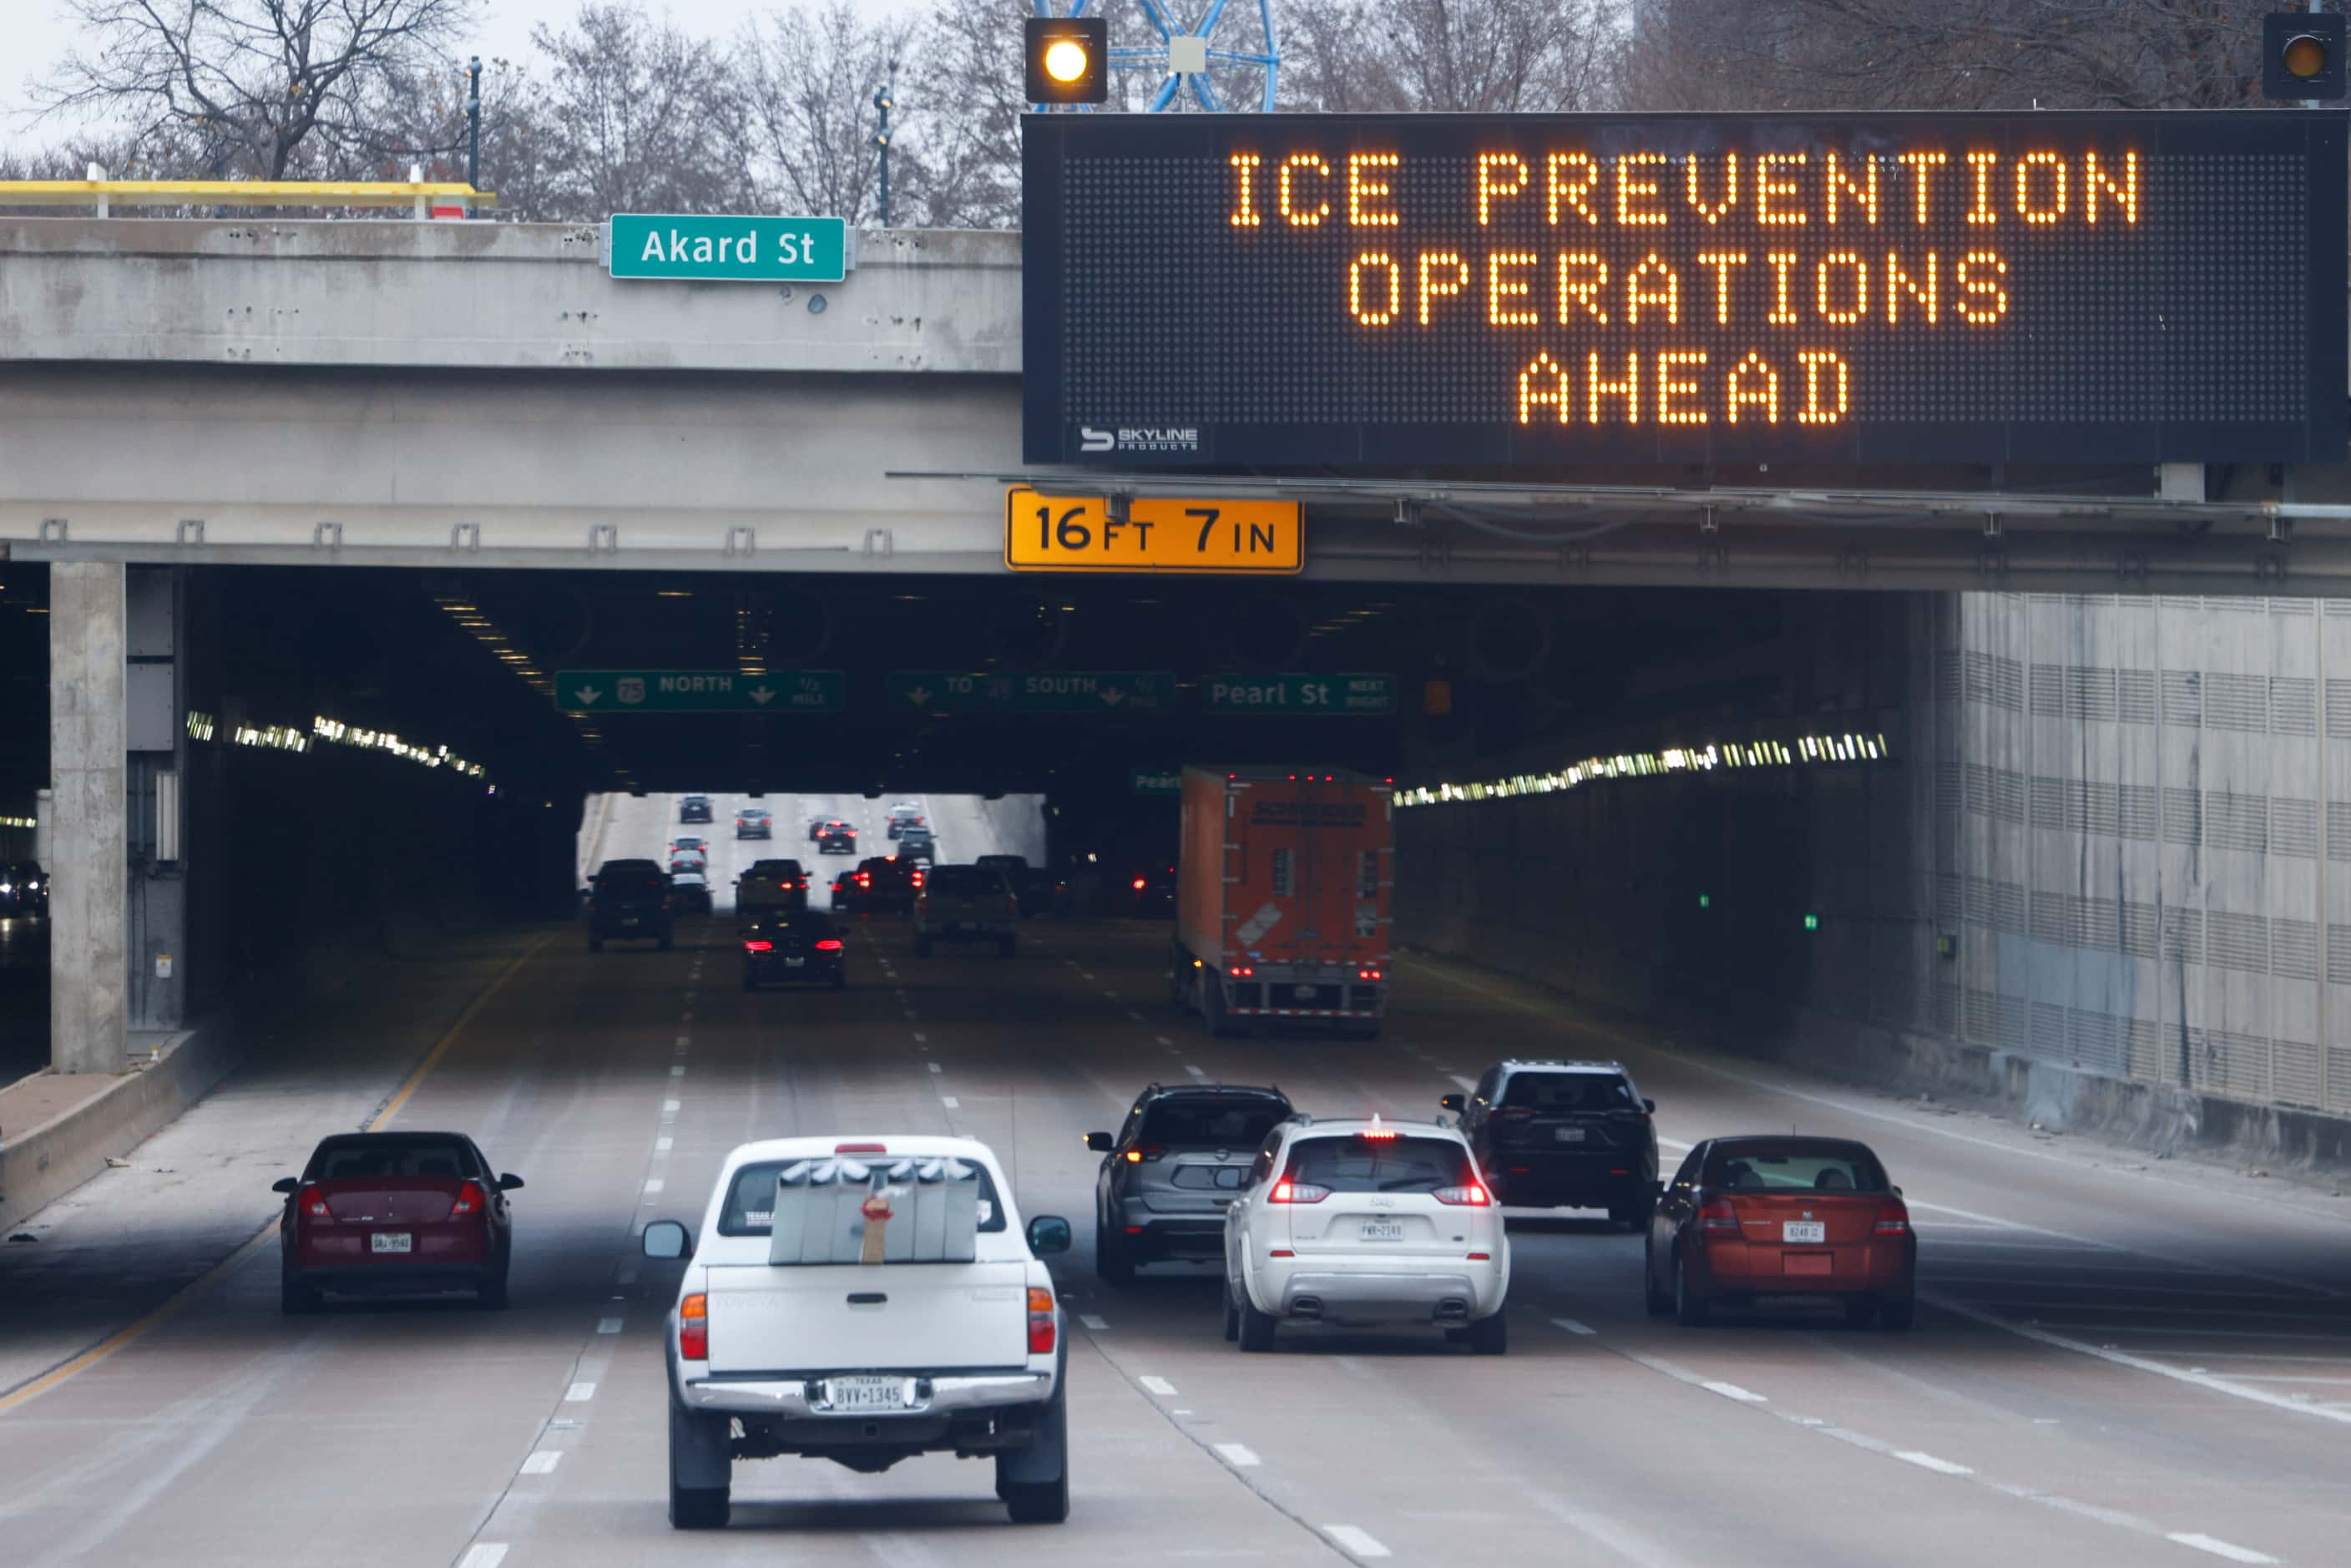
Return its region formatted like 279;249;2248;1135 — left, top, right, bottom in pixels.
1087;1082;1293;1284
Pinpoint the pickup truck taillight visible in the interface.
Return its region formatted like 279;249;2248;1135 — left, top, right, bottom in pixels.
679;1292;708;1361
1027;1287;1056;1354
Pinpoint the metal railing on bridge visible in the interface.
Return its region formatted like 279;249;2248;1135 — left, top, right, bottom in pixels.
0;179;497;219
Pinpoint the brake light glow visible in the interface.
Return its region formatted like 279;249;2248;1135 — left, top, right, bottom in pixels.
1359;1126;1400;1141
1234;966;1254;978
834;1142;888;1154
449;1180;488;1218
1268;1181;1330;1204
1123;1150;1142;1163
1874;1200;1912;1235
1467;1252;1492;1261
745;939;774;953
1434;1184;1490;1206
300;1183;332;1220
1027;1287;1057;1354
1699;1196;1741;1236
1132;878;1146;891
815;938;843;952
679;1292;708;1361
857;873;871;888
1357;969;1383;981
1269;1248;1294;1257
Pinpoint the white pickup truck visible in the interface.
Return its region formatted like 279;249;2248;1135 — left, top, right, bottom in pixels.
913;864;1019;959
642;1135;1074;1529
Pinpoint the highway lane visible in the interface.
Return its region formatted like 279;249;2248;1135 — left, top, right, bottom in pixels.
0;900;2347;1564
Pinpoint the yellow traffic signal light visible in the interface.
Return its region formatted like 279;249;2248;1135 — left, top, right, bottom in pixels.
2263;12;2345;99
1025;16;1107;105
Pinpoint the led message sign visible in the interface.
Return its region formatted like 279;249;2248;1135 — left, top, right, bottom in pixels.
1022;113;2346;468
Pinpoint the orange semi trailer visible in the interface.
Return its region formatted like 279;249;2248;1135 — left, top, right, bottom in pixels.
1171;766;1393;1039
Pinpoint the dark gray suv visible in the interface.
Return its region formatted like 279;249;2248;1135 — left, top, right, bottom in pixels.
1087;1083;1292;1284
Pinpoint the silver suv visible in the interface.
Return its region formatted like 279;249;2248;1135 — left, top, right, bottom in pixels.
1086;1083;1293;1284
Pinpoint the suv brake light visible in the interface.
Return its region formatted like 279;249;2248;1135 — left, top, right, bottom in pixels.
745;939;774;953
679;1292;708;1361
1268;1181;1331;1204
1433;1184;1490;1206
1027;1287;1056;1354
835;1142;888;1154
448;1179;488;1218
1698;1196;1741;1236
1874;1200;1911;1235
815;938;843;952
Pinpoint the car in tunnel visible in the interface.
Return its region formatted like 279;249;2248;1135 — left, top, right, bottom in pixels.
679;794;712;824
1223;1117;1509;1354
895;825;936;863
1089;1082;1293;1284
0;861;46;917
1441;1060;1659;1228
670;869;713;915
736;858;811;916
273;1131;523;1312
742;910;847;989
886;802;925;839
641;1135;1074;1529
1645;1136;1915;1330
735;806;773;840
841;856;918;916
588;858;675;951
1124;864;1177;918
815;819;858;855
913;864;1016;958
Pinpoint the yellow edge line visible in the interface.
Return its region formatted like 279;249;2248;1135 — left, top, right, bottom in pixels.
0;933;552;1418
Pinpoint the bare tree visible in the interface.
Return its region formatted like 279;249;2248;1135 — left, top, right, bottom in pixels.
1615;0;2273;111
1287;0;1620;112
741;1;920;226
908;0;1027;228
37;0;480;180
527;3;757;222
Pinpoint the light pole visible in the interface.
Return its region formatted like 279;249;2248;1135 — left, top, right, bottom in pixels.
466;56;482;190
872;61;895;226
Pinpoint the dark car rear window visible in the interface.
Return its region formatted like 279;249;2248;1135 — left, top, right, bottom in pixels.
752;913;837;938
1140;1098;1288;1149
720;1159;1007;1235
1705;1142;1889;1194
1286;1134;1473;1193
1501;1071;1641;1112
924;866;1005;895
311;1137;478;1181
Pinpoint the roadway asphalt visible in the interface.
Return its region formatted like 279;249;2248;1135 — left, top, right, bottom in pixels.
1;802;2348;1565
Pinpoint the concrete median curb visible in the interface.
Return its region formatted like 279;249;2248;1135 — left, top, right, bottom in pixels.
0;1019;242;1234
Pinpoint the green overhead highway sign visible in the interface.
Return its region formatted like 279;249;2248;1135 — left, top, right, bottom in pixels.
888;670;1174;714
608;213;848;282
1206;673;1397;716
555;670;845;714
1131;769;1181;796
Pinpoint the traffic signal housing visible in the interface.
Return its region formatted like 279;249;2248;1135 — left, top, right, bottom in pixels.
1026;15;1108;105
2264;11;2345;100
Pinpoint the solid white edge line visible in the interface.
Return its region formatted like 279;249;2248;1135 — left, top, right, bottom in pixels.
1893;1449;1974;1475
1322;1525;1392;1558
1925;1291;2351;1426
1213;1441;1261;1467
2166;1533;2280;1565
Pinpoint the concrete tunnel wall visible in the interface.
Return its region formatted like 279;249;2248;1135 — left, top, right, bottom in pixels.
1398;589;2351;1160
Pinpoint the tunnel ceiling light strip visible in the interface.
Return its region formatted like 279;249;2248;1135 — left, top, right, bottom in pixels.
0;814;35;829
1397;731;1892;808
312;716;486;778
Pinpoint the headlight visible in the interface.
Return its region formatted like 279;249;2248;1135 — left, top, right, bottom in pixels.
0;883;13;894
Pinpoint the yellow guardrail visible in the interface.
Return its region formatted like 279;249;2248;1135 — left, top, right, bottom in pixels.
0;180;498;214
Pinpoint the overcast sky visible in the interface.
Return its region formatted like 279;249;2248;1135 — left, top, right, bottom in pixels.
2;0;929;157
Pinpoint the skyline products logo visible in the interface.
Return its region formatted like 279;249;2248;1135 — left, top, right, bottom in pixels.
1078;425;1201;455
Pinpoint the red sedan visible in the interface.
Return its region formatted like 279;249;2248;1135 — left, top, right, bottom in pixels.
1646;1136;1914;1329
274;1131;523;1313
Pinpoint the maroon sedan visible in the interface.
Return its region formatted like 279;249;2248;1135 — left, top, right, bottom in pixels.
275;1131;523;1313
1646;1136;1915;1330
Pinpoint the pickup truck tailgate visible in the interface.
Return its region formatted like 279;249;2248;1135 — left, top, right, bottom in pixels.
704;1262;1031;1373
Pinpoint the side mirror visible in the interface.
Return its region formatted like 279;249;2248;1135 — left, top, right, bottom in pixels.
1438;1094;1466;1113
271;1176;300;1195
498;1173;525;1191
641;1219;691;1260
1084;1131;1114;1153
1026;1215;1073;1255
1644;1097;1657;1113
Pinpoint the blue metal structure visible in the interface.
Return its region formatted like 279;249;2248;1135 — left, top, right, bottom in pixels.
1033;0;1281;113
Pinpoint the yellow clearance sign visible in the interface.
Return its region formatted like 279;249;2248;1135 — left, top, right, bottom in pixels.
1004;487;1302;574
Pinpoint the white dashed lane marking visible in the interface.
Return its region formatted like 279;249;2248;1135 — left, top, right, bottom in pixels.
1139;1376;1177;1396
942;1096;961;1110
457;1546;508;1568
520;1450;563;1474
1894;1450;1972;1475
598;1317;624;1334
1213;1442;1261;1468
1322;1525;1391;1558
1701;1380;1767;1404
1551;1318;1596;1336
1078;1314;1109;1331
2166;1534;2279;1564
564;1382;596;1403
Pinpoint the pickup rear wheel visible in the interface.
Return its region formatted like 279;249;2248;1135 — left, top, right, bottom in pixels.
668;1401;731;1530
998;1387;1069;1524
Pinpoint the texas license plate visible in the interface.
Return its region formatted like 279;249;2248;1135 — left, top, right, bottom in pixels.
370;1232;412;1253
1782;1221;1827;1244
824;1376;915;1412
1554;1126;1586;1143
1359;1220;1406;1242
785;957;805;968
